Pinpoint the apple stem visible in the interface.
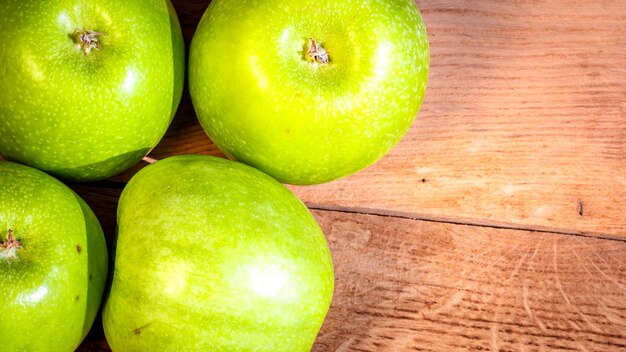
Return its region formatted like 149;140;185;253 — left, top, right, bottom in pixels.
74;29;103;55
0;229;22;261
307;38;329;65
143;156;158;164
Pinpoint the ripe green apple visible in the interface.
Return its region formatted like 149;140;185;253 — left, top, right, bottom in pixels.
189;0;429;185
0;161;108;351
103;155;334;351
0;0;185;181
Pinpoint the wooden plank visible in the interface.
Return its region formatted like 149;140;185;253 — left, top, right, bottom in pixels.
72;186;626;352
311;210;626;351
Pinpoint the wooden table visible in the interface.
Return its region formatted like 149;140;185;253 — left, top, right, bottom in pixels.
76;1;626;351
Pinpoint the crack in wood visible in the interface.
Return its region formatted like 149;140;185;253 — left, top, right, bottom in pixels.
306;203;626;243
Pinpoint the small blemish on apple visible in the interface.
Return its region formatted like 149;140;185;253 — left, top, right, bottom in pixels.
76;244;82;253
132;323;151;335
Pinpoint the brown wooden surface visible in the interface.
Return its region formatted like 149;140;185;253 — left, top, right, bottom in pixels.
68;0;626;350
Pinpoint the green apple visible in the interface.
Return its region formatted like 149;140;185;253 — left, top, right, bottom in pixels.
0;0;184;181
0;161;108;351
189;0;429;185
103;155;334;351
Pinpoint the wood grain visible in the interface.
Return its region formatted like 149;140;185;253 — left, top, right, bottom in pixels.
73;186;626;352
103;0;626;237
312;211;626;351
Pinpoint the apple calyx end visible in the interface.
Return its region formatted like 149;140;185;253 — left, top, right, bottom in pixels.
1;229;22;261
307;38;329;65
74;29;103;55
